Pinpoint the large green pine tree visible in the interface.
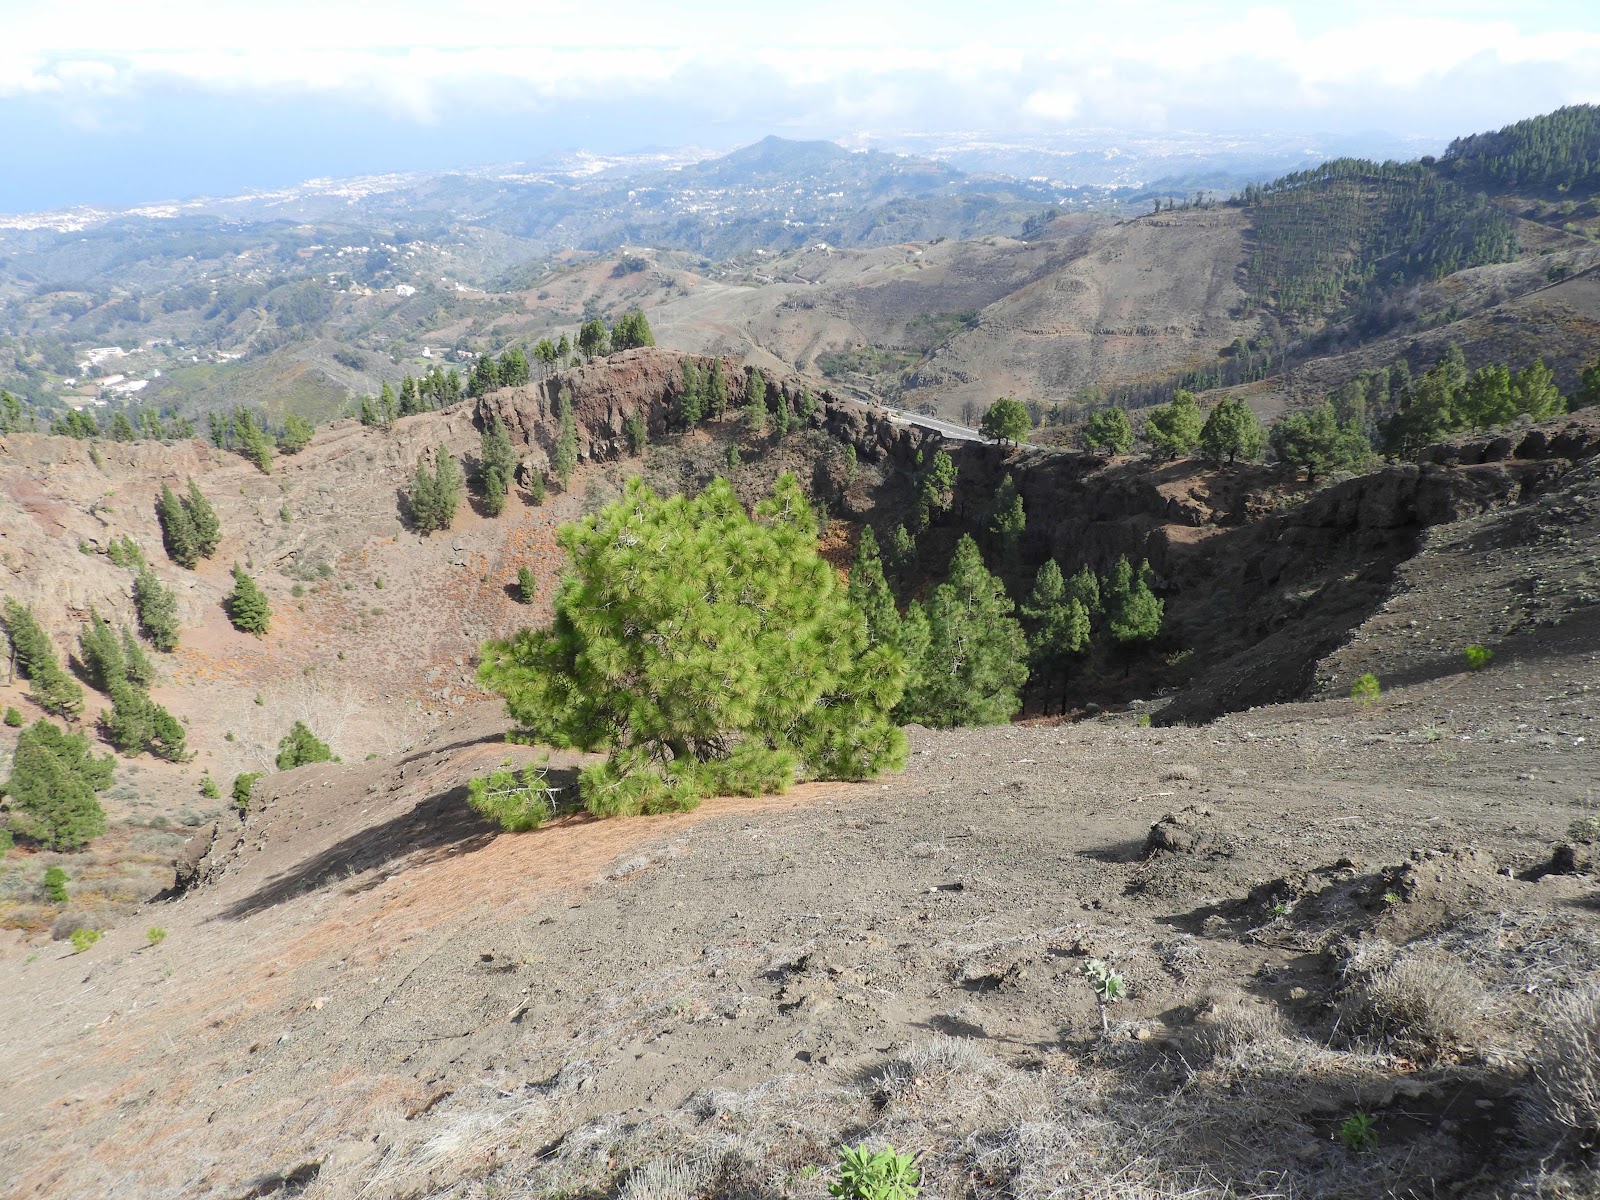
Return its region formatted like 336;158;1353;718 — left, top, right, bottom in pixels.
77;608;127;693
184;478;221;558
132;566;181;652
678;359;705;429
848;527;901;649
1105;556;1164;649
1199;397;1265;465
899;535;1029;727
3;719;112;850
706;359;729;417
1;599;84;718
225;565;272;635
478;475;908;817
743;370;769;437
1021;560;1092;714
916;450;957;530
157;482;200;568
988;474;1026;574
552;390;579;490
1143;391;1204;460
479;417;518;517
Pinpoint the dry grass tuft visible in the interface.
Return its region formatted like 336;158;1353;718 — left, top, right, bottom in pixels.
1341;946;1487;1056
1523;984;1600;1155
1185;996;1289;1064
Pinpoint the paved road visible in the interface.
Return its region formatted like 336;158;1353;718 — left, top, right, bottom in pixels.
880;407;986;442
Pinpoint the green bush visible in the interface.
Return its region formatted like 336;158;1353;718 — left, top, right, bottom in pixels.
467;761;555;831
516;566;537;604
830;1144;921;1200
1351;673;1381;706
43;866;69;903
69;928;102;953
275;721;335;771
1464;644;1493;670
3;706;21;727
199;771;221;799
146;927;167;946
232;772;262;815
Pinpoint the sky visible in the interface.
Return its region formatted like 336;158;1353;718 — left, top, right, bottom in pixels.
3;0;1599;212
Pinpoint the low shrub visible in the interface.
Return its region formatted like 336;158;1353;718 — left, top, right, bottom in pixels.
1464;644;1493;670
146;926;167;946
232;772;262;815
3;706;22;727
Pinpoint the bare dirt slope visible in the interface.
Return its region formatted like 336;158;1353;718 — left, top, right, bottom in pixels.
0;622;1595;1199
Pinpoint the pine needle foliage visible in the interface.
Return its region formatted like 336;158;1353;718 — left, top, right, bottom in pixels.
478;417;518;516
897;535;1028;727
225;565;272;635
478;475;908;817
275;721;336;770
1;599;83;718
3;719;112;851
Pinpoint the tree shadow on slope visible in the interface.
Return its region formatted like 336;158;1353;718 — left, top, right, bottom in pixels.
212;764;582;921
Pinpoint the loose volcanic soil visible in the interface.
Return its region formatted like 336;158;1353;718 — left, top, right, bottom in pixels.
0;629;1596;1198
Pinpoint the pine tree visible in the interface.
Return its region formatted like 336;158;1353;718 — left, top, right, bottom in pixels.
184;478;221;558
706;359;729;417
577;318;609;358
379;381;398;425
148;703;188;761
77;608;127;693
225;565;272;635
1143;390;1204;460
1105;556;1164;649
478;475;907;816
516;566;537;604
132;567;181;652
624;410;648;454
1066;564;1102;617
899;535;1029;727
157;482;199;568
774;393;793;439
109;411;137;442
678;359;705;429
278;414;313;453
102;680;155;755
1;599;84;718
980;397;1032;445
915;449;956;530
886;523;916;593
1199;397;1265;465
796;386;817;423
399;375;420;415
743;369;769;437
120;626;154;688
848;527;901;649
1021;560;1091;713
3;719;111;851
553;390;579;491
276;720;335;770
1269;400;1370;484
1082;406;1133;455
479;417;518;517
988;474;1026;574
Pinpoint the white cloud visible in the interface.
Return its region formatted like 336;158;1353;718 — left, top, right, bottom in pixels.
2;0;1598;135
